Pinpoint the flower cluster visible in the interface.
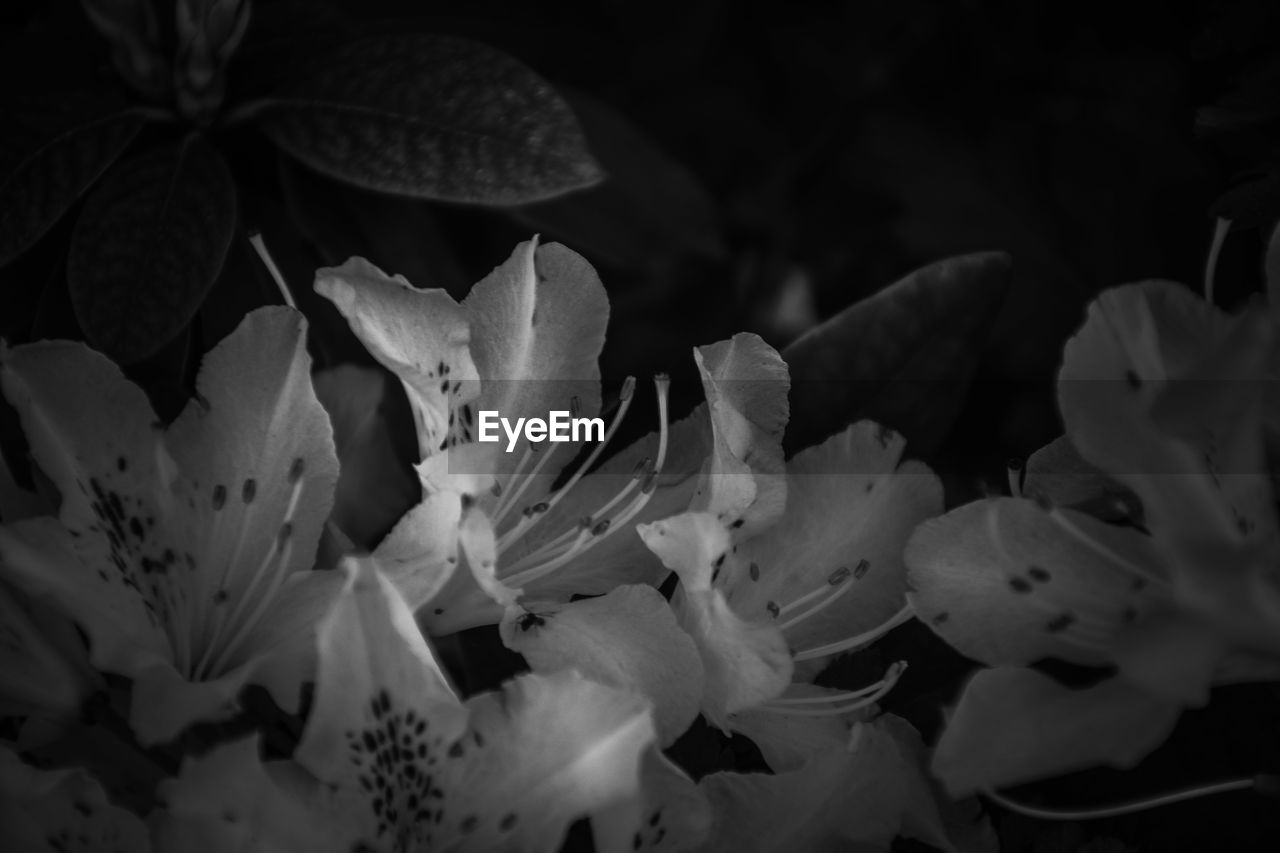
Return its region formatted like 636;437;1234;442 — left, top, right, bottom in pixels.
908;273;1280;795
9;227;1276;851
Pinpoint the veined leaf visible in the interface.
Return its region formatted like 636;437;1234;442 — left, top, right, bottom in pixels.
781;252;1011;456
68;139;236;364
0;100;144;266
253;34;602;204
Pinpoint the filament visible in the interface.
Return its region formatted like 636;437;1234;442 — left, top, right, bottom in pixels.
791;604;914;662
984;776;1259;821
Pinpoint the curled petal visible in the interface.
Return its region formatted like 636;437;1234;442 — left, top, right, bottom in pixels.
462;239;608;489
637;511;730;593
315;257;479;458
675;586;792;729
372;491;462;611
933;666;1181;796
501;584;704;746
691;333;789;533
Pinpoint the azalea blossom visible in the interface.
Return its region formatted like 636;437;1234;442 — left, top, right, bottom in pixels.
316;238;708;633
634;334;942;728
0;307;340;744
907;279;1280;794
157;557;706;853
499;333;971;849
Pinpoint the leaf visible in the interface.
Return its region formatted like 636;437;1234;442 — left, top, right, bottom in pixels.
509;90;726;268
67;139;236;364
253;34;602;204
781;252;1012;456
0;100;144;266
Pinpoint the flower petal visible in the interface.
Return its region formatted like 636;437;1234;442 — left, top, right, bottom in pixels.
293;557;464;788
1106;604;1225;706
461;239;608;492
315;257;480;458
728;699;850;771
437;669;656;851
637;511;731;594
372;491;462;611
675;586;792;729
157;735;360;853
0;745;150;853
0;582;94;716
167;306;339;633
690;333;789;533
699;717;952;853
932;666;1181;795
1059;280;1275;549
500;584;705;746
592;748;712;853
906;497;1163;667
0;516;169;674
0;341;176;671
727;422;941;654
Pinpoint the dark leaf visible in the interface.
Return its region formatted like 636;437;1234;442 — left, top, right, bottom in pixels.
781;252;1012;457
508;90;725;268
68;139;236;364
276;154;470;297
251;34;602;204
1209;169;1280;228
0;101;144;266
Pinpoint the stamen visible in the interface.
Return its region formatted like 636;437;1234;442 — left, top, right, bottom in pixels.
501;378;671;588
1043;505;1169;590
760;662;907;716
777;569;854;631
984;775;1262;821
203;532;296;679
196;475;305;678
1203;216;1231;305
491;434;562;527
491;444;537;521
1007;457;1024;498
249;232;295;309
791;603;914;662
495;377;636;544
769;662;908;705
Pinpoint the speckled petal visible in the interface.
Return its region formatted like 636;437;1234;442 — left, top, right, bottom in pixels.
906;497;1164;668
315;257;480;459
727;421;941;654
690;333;789;535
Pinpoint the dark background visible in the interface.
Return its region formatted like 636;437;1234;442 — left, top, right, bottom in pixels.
3;0;1280;850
